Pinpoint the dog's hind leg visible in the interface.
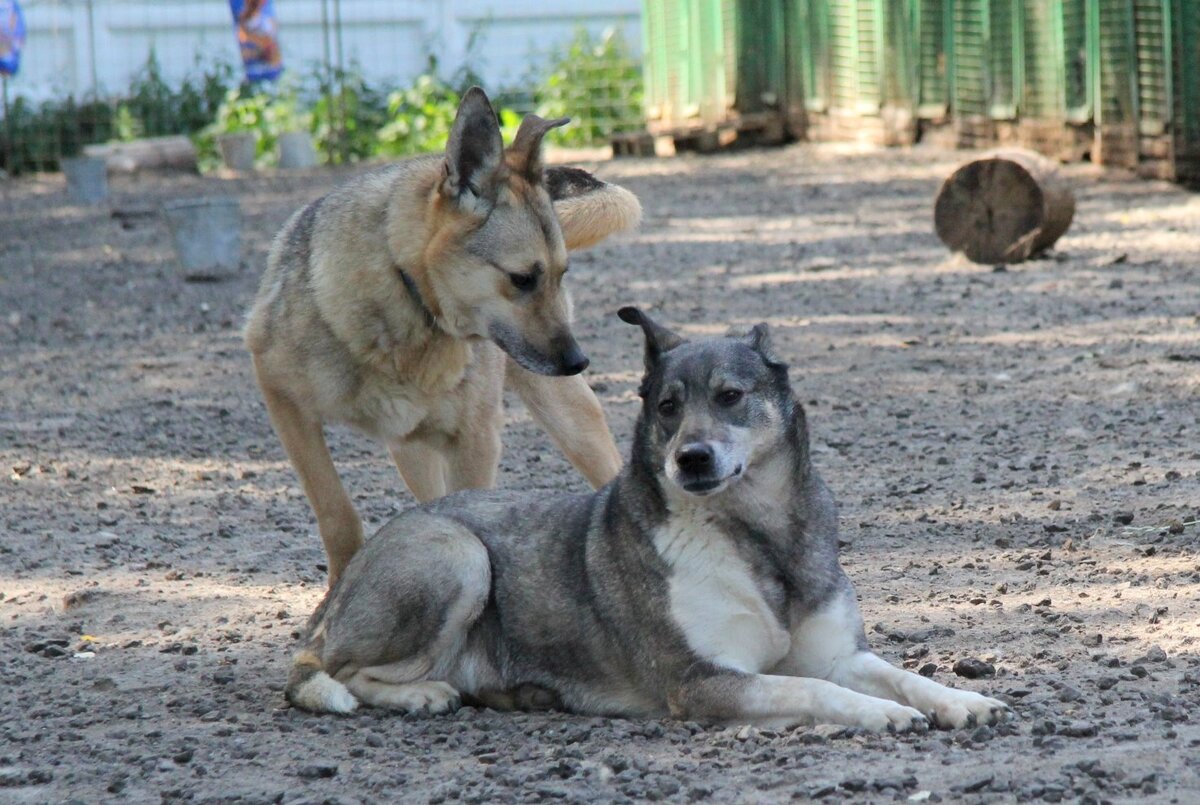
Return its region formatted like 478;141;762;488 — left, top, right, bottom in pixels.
322;513;492;713
506;363;621;488
255;368;362;584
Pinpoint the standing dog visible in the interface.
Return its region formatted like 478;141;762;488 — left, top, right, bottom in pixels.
244;88;641;582
284;309;1011;732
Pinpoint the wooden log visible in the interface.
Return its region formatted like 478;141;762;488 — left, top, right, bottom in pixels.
934;148;1075;264
83;135;198;174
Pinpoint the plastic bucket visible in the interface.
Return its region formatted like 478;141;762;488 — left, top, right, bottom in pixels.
62;156;109;203
162;197;242;281
278;131;317;169
217;132;257;172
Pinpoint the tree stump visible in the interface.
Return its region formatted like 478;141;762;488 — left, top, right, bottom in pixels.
934;148;1075;264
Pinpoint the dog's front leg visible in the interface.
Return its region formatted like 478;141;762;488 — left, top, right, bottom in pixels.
780;585;1011;729
672;667;929;733
829;652;1011;729
255;371;362;584
506;362;621;488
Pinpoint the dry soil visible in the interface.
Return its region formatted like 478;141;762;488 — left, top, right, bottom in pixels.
1;143;1199;803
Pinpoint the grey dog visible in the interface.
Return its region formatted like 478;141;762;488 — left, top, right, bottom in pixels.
285;308;1010;731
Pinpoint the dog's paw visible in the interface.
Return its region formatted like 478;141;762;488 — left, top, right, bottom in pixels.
327;685;360;714
926;689;1011;729
379;681;462;715
856;702;930;734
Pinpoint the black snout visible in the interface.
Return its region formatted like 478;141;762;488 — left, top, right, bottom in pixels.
553;336;589;376
675;443;714;475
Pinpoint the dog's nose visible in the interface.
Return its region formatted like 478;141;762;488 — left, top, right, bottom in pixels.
554;336;589;376
676;443;714;474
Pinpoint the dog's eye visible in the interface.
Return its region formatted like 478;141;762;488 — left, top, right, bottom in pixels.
509;272;538;291
716;389;744;406
657;399;677;417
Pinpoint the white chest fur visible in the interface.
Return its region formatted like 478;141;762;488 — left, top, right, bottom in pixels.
653;512;791;674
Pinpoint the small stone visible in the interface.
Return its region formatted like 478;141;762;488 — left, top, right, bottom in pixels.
918;663;938;678
953;658;996;679
970;725;994;743
1113;511;1134;525
962;775;994;793
296;764;338;779
1059;720;1098;738
1145;645;1168;663
1082;634;1102;647
840;778;867;792
1057;685;1084;703
1097;677;1118;691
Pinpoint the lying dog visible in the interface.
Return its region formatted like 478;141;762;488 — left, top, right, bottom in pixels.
285;309;1010;731
244;87;640;583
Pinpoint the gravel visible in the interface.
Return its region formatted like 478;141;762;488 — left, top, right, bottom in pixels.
2;143;1199;800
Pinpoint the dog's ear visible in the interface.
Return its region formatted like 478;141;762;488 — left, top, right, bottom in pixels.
442;87;505;213
507;114;569;181
618;307;684;376
548;167;642;251
747;323;790;375
727;322;789;372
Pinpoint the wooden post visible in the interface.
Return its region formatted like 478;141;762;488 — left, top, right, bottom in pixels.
934;148;1076;264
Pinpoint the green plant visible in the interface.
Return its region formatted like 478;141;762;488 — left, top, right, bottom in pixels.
195;81;312;170
122;51;233;138
0;96;115;175
534;27;644;146
309;64;390;164
375;58;521;159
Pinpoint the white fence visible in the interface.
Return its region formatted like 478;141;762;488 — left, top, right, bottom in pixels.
9;0;641;101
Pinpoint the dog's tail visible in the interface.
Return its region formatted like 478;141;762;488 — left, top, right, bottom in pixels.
284;595;359;714
547;166;642;251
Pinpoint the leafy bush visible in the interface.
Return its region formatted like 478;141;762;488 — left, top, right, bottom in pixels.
0;27;644;176
194;81;311;169
535;28;643;146
118;51;233;139
0;97;115;174
0;52;233;175
375;66;520;158
310;65;391;164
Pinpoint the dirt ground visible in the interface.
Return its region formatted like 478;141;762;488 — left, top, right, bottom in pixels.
2;141;1198;804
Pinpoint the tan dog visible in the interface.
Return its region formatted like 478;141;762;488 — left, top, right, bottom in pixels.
244;87;640;582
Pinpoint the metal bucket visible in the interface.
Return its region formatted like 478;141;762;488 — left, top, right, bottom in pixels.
162;197;242;281
62;156;109;204
278;131;317;169
217;132;257;172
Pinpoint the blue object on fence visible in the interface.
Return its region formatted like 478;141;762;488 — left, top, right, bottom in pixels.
229;0;283;83
0;0;26;77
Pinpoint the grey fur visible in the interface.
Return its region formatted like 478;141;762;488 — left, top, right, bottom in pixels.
287;310;1011;731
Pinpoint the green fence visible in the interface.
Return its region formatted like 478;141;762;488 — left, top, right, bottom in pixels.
642;0;1200;180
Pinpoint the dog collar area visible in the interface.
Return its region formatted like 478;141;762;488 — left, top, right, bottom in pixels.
394;264;438;330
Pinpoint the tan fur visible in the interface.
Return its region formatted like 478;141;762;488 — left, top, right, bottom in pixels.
245;91;636;582
556;184;642;251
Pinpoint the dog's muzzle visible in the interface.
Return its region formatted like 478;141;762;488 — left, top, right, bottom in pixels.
551;335;589;376
673;441;742;495
490;324;589;376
